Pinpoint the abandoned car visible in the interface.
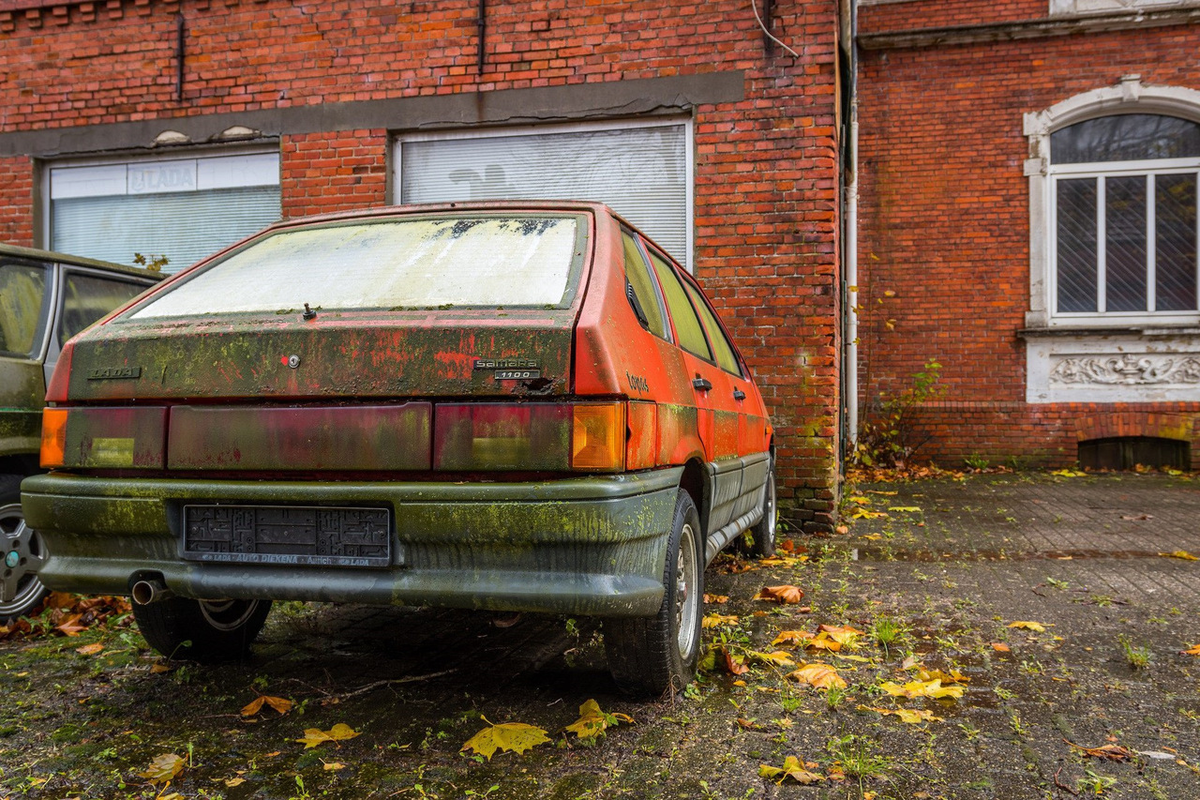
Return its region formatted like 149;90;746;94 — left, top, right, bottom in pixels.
21;202;775;694
1;244;161;623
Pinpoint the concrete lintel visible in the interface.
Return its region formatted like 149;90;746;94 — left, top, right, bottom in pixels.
0;71;745;158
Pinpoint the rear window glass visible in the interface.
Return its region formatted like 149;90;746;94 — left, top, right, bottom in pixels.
0;260;51;359
130;216;583;319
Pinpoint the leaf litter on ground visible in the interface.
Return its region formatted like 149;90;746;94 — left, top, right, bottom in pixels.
461;718;551;760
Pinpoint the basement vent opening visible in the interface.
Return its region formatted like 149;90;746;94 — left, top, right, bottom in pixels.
1078;437;1189;471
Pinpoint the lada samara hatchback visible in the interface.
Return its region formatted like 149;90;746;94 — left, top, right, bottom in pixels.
22;202;775;695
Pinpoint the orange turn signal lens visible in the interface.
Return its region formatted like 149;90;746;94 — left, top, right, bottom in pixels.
40;408;68;468
571;402;626;472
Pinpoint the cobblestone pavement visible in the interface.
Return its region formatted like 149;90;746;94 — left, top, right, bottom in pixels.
2;471;1198;799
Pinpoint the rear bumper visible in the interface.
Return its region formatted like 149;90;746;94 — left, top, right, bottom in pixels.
20;467;683;617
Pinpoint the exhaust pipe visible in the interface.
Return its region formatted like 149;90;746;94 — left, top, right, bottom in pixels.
131;578;174;605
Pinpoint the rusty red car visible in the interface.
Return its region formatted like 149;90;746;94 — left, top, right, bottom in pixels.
22;202;775;695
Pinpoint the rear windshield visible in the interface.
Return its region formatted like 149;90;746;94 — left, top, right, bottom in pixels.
0;259;51;359
129;215;584;319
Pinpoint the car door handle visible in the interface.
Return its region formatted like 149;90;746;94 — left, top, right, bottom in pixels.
733;389;746;401
692;377;712;391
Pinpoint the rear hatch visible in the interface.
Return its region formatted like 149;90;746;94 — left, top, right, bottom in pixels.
47;211;609;474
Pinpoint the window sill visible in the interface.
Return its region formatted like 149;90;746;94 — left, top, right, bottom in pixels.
1020;324;1200;338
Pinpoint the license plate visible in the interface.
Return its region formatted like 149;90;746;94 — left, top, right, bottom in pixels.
182;505;391;568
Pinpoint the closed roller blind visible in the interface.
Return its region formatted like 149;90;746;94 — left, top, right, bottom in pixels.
400;123;689;267
51;186;281;274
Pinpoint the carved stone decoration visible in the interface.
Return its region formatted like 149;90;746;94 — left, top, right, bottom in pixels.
1050;354;1200;385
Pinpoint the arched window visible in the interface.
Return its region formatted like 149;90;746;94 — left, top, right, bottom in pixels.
1049;114;1200;317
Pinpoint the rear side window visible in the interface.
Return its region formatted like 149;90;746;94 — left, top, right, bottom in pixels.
622;231;668;339
59;271;148;342
130;215;585;319
684;281;741;376
0;260;50;359
648;250;712;361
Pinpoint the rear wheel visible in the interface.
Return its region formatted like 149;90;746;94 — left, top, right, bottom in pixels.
0;475;49;624
604;490;703;697
743;456;777;558
132;597;272;662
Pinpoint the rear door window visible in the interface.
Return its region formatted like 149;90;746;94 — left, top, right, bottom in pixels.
648;249;711;361
622;230;668;340
684;281;741;376
0;260;51;359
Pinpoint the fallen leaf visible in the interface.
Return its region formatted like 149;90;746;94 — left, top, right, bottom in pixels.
736;718;762;730
224;777;247;787
703;593;729;604
754;585;805;604
991;642;1010;652
916;667;969;685
835;525;850;535
758;755;824;785
242;695;294;718
565;699;633;740
1008;621;1046;632
1181;644;1200;656
140;753;185;784
702;613;739;629
150;662;173;674
322;761;346;771
888;506;922;513
462;720;550;760
1050;469;1087;477
1161;550;1199;561
772;630;814;647
75;643;104;656
55;614;87;636
747;650;796;668
721;649;750;676
860;705;941;724
819;624;864;649
879;678;964;700
1120;514;1152;521
851;508;888;520
901;655;921;670
1065;739;1133;761
295;723;360;749
786;663;847;690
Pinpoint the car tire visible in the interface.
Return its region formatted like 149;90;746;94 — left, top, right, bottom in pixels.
743;455;777;558
132;597;272;662
0;474;49;624
604;489;704;698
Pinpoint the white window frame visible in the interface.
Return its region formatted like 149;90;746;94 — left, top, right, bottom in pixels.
41;146;280;254
393;117;695;270
1025;78;1200;328
1049;0;1200;15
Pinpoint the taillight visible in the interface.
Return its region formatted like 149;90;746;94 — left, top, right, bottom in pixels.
40;406;167;469
40;408;69;468
571;402;626;471
432;401;629;472
434;404;572;471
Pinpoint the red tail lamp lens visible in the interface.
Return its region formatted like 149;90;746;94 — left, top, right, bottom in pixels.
40;408;69;468
434;404;572;471
572;402;626;472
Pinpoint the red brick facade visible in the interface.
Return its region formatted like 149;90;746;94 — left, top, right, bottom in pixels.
0;0;844;529
857;3;1200;470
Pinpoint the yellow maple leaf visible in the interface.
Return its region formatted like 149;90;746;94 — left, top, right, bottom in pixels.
758;755;824;785
139;753;185;784
747;650;797;668
295;723;360;749
241;695;294;717
461;720;551;760
916;667;969;685
860;705;941;724
1162;550;1199;561
1008;621;1046;632
819;624;864;649
702;613;739;628
772;630;814;647
879;678;964;700
564;699;633;740
754;585;805;604
1181;644;1200;656
786;663;847;690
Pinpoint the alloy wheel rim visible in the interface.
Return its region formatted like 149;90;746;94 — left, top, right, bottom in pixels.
0;502;48;617
674;522;699;658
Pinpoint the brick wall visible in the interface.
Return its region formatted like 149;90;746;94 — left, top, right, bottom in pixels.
857;8;1200;470
0;0;843;530
0;157;33;243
